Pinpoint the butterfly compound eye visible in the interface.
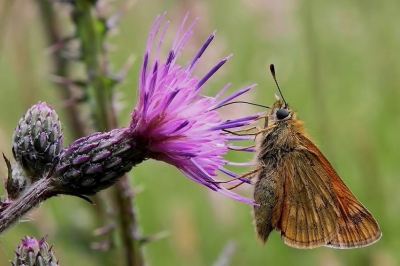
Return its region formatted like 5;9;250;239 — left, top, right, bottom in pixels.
276;108;289;120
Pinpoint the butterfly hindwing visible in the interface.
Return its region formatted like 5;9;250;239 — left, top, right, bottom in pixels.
299;136;382;248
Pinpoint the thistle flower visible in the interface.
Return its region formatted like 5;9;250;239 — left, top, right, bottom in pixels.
50;14;261;204
12;236;59;266
12;102;63;179
127;13;261;204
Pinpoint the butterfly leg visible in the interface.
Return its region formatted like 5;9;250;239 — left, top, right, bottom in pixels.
210;168;260;186
254;114;267;121
220;169;261;190
228;145;256;151
227;125;259;135
254;125;277;135
225;168;263;190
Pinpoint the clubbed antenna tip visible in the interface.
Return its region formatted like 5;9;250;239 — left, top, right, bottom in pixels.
270;64;276;78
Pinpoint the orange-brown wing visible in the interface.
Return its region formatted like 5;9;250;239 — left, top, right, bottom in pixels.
277;149;341;249
300;136;382;248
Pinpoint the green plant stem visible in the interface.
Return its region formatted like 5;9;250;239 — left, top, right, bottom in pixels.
113;179;144;266
36;0;108;235
36;0;86;139
73;0;114;130
73;1;144;265
35;1;144;265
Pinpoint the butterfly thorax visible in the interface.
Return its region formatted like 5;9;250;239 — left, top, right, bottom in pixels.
256;101;307;168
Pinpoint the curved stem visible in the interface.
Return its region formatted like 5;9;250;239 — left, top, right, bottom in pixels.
0;179;55;235
36;0;107;235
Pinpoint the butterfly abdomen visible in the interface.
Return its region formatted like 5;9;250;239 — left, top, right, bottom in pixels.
253;124;298;243
253;167;284;243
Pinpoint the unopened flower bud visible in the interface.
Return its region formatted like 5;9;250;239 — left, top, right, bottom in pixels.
52;128;147;196
12;102;63;178
13;236;59;266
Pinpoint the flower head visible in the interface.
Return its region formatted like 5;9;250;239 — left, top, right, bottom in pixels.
13;236;59;266
12;102;63;178
7;102;62;200
128;13;261;204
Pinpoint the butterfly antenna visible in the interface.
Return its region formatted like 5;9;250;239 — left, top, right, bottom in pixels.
269;64;287;107
212;101;270;110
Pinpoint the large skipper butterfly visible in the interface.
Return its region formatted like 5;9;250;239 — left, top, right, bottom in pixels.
252;64;381;249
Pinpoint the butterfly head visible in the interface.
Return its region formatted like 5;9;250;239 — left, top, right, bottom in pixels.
268;99;292;123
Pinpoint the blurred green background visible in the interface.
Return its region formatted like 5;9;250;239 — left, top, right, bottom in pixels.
0;0;399;265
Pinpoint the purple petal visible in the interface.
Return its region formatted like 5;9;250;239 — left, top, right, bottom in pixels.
211;84;256;109
218;167;252;184
189;32;215;70
195;55;231;90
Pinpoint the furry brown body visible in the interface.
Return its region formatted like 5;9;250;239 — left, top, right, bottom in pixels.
253;99;381;249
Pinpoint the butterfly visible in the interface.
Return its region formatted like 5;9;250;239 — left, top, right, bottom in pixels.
252;64;381;249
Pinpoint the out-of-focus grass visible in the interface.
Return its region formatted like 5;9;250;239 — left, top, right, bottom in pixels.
0;0;399;265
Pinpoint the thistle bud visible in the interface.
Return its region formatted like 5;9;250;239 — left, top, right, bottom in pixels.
12;236;59;266
12;102;63;178
52;128;147;196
